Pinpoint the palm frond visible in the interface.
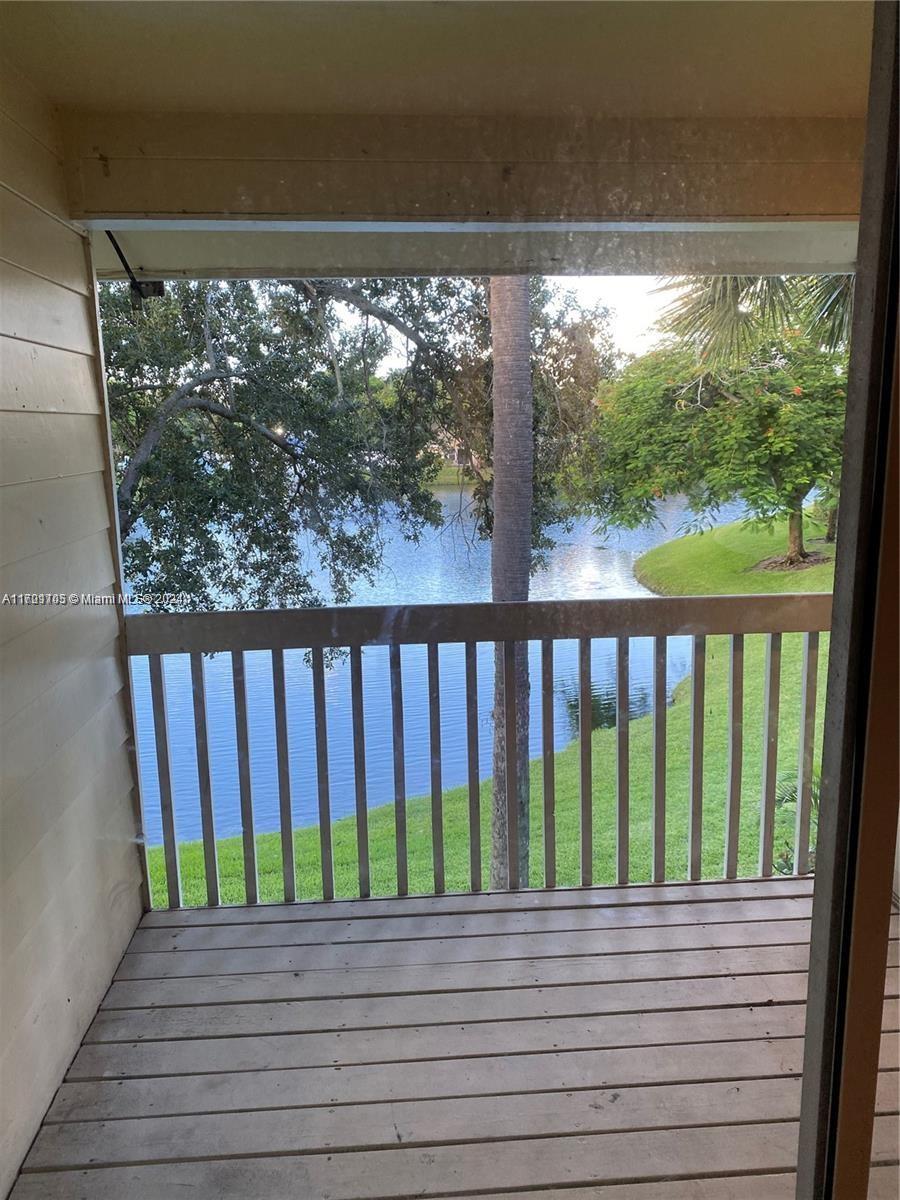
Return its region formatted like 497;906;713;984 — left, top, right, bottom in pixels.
656;276;797;367
657;273;854;364
793;274;854;351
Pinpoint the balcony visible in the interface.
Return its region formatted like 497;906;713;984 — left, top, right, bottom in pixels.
9;595;900;1197
9;877;897;1199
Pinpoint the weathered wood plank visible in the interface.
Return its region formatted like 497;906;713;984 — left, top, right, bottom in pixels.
759;632;783;876
794;631;819;875
129;897;815;954
0;109;68;214
541;638;556;888
46;1035;820;1123
189;653;218;908
14;1117;899;1199
102;941;899;1011
114;918;840;979
428;642;445;894
69;1000;832;1079
653;635;667;882
102;942;823;1009
125;593;833;655
92;965;893;1047
139;876;816;926
0;532;114;647
25;1074;900;1172
388;644;408;897
0;473;110;568
464;641;481;892
270;648;294;902
0;261;94;356
503;639;519;890
689;635;706;880
230;650;257;904
0;329;99;417
349;645;370;899
88;969;829;1042
58;112;867;168
311;646;334;901
616;635;630;884
725;632;745;878
26;1076;806;1169
91;975;900;1054
0;189;88;296
148;655;180;910
579;636;592;886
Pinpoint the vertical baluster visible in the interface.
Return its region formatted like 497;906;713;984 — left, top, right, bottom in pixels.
271;648;295;903
349;645;370;899
149;654;181;909
724;634;744;878
759;632;782;876
428;643;445;894
579;637;592;886
794;632;820;876
652;635;667;883
616;636;630;885
231;649;257;904
464;642;481;892
189;652;218;907
311;647;334;901
503;639;519;889
541;638;556;888
689;635;706;881
389;644;408;897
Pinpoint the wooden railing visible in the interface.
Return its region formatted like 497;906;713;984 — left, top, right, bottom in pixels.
125;593;831;908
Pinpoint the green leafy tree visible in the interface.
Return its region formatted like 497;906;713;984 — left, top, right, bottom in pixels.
657;273;853;540
105;280;442;610
106;277;616;610
578;337;847;564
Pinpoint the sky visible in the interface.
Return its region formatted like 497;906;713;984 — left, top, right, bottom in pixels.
548;275;670;357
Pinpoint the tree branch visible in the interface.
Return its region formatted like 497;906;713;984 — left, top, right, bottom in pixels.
118;376;322;540
290;281;445;367
186;397;306;462
117;369;236;532
300;281;345;405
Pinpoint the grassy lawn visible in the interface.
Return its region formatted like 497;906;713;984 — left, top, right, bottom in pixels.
148;514;834;907
431;462;472;488
636;514;836;595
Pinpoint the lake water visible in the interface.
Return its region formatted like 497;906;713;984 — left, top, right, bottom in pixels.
133;491;745;845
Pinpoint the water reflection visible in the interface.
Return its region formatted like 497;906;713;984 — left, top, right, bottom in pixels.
558;678;655;734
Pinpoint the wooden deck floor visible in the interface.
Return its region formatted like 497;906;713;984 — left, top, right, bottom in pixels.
13;876;899;1198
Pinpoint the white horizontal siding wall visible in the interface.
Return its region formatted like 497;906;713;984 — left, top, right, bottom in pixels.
0;57;143;1195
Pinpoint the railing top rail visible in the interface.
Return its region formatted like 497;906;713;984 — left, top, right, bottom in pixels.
125;593;832;657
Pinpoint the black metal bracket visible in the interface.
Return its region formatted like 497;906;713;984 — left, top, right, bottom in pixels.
105;232;165;311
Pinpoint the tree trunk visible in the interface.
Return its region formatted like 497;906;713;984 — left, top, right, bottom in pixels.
786;503;808;563
825;503;838;543
489;277;533;889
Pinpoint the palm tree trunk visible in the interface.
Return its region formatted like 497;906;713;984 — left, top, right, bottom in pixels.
489;276;533;889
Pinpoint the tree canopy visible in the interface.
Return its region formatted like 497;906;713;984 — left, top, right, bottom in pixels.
103;277;616;610
576;335;847;563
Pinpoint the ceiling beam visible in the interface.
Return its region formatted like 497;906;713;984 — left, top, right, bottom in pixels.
63;112;863;226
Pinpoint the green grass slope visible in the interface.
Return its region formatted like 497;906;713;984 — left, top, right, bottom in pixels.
635;515;835;596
